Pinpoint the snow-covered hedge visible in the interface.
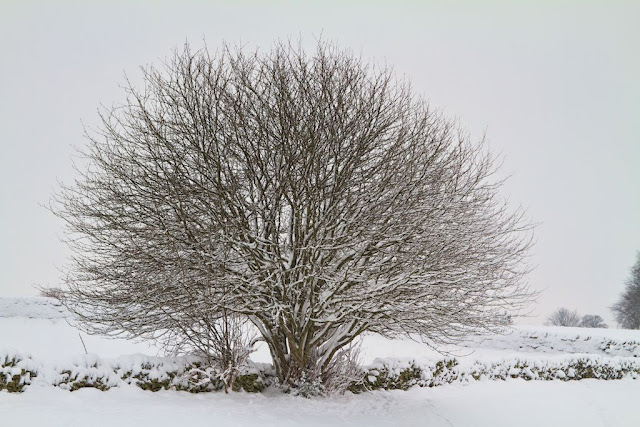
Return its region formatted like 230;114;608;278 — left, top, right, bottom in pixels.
3;350;639;394
0;351;273;393
349;355;640;392
0;351;37;392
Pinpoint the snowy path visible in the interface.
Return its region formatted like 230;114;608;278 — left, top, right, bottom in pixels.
2;379;638;426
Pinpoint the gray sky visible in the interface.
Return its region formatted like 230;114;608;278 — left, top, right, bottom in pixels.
1;0;638;325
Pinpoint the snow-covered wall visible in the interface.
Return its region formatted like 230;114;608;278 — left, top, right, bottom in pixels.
0;297;69;319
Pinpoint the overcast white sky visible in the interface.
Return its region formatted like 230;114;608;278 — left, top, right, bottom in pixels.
1;0;638;325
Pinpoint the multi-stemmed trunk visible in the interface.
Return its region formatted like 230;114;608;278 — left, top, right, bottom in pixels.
249;306;364;385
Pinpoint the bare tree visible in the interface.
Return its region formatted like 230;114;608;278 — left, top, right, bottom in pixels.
53;41;533;389
546;308;581;327
579;314;607;329
612;252;640;329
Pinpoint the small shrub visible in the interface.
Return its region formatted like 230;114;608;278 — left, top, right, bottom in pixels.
290;372;325;398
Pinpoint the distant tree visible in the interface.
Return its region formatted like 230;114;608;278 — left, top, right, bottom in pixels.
546;308;581;327
579;314;607;329
53;40;534;390
612;252;640;329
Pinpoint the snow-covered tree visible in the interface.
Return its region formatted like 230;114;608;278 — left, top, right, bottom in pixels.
546;308;581;327
612;252;640;329
579;314;607;329
53;41;533;389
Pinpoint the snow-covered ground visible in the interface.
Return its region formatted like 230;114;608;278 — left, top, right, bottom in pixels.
3;379;638;427
1;297;639;426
